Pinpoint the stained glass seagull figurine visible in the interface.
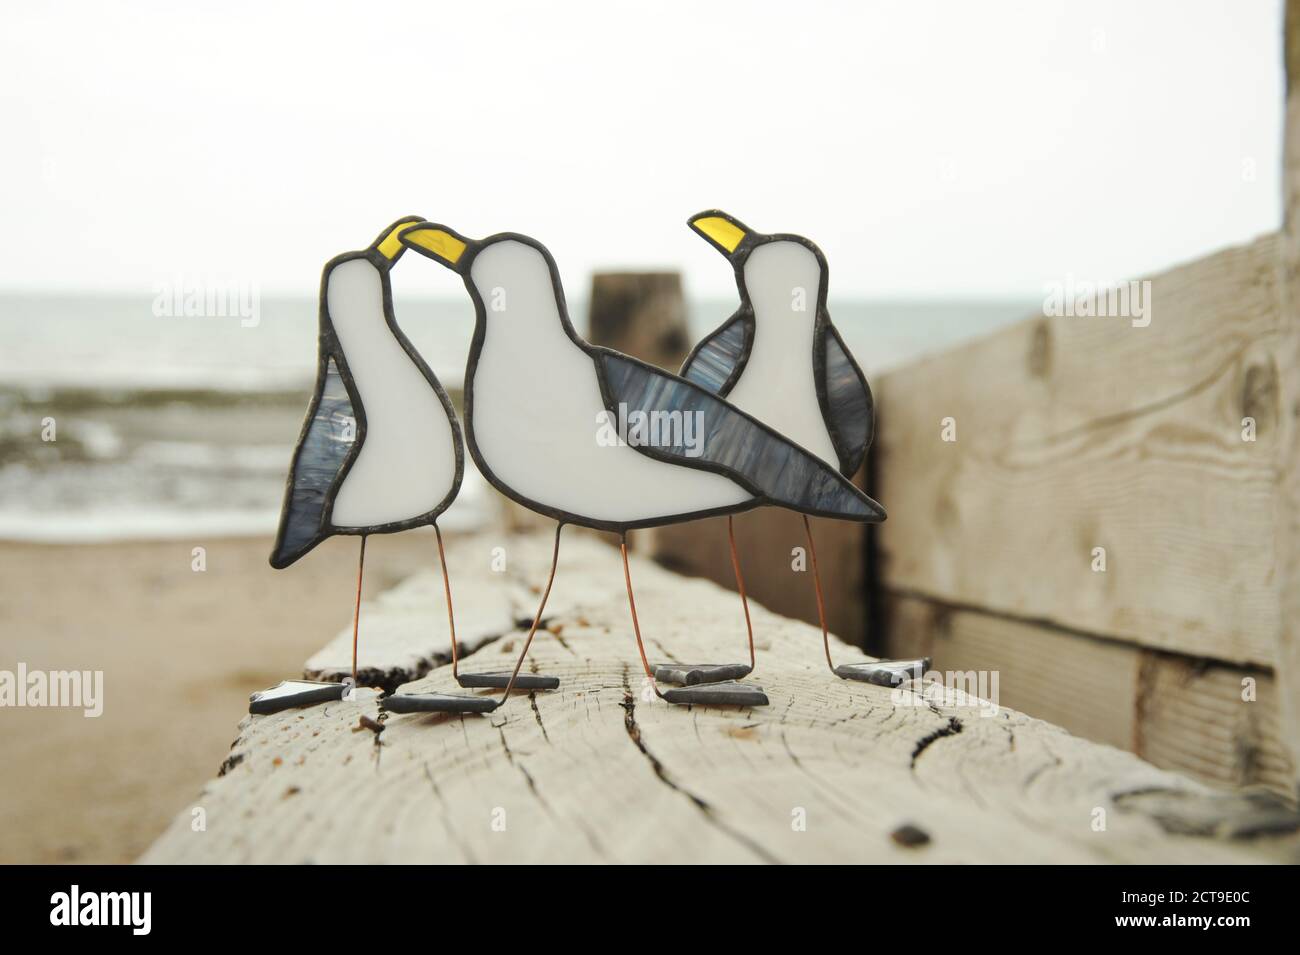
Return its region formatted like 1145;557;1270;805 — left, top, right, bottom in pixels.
256;217;494;716
680;209;926;687
394;222;886;710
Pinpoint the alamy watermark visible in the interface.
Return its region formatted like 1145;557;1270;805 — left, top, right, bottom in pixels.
152;274;260;327
596;403;705;457
890;668;1001;717
50;885;150;935
0;663;103;717
1043;274;1151;328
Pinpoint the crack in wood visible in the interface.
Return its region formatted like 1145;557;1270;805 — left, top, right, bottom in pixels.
527;691;550;743
422;761;479;865
548;628;576;655
307;628;517;695
619;669;782;864
217;751;245;777
651;638;681;665
780;729;873;829
911;717;964;768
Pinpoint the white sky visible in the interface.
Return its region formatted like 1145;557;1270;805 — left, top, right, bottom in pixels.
0;0;1283;298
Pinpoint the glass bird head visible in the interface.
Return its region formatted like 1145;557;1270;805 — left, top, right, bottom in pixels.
399;224;572;332
689;210;831;323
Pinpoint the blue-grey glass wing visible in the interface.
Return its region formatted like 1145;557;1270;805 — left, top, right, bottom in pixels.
822;325;873;477
269;358;358;567
679;313;750;393
597;351;884;523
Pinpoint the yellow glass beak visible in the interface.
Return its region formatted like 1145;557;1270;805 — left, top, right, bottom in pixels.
376;221;426;260
690;214;746;254
399;226;468;266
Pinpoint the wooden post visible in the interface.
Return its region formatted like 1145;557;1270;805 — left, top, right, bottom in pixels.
586;271;691;370
1274;0;1300;798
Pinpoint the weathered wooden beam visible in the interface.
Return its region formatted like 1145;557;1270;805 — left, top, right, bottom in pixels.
142;532;1297;863
876;233;1281;668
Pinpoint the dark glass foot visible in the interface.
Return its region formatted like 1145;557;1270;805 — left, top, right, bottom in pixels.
661;680;769;707
654;662;753;685
456;672;560;690
249;679;347;715
834;657;931;688
381;692;500;715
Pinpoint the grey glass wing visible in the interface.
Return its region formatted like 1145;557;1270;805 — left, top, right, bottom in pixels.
269;357;358;567
597;351;884;523
822;324;873;477
679;312;751;394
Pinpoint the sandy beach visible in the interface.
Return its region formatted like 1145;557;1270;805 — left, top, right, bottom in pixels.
0;530;445;863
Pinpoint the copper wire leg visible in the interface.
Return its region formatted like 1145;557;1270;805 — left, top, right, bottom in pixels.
621;533;665;700
351;535;367;686
497;523;563;706
434;524;459;681
802;515;836;673
727;515;756;671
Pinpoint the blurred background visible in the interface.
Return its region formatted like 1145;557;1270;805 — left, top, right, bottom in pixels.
0;0;1278;545
0;0;1282;862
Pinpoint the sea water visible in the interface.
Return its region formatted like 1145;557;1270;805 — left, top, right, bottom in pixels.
0;292;1031;541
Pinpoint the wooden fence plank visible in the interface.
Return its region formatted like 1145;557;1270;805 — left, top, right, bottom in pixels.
884;594;1141;752
876;234;1282;668
883;593;1294;795
1137;654;1294;795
